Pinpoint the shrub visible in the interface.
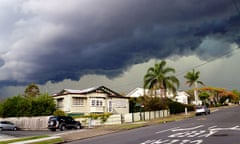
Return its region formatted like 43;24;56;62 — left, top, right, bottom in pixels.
168;100;194;114
83;113;112;123
100;113;111;123
53;109;67;116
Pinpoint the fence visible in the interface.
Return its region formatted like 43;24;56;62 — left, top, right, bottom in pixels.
0;116;49;130
0;110;169;130
124;109;169;123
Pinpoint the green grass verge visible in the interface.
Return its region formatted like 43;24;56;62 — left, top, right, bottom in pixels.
28;138;64;144
0;135;49;144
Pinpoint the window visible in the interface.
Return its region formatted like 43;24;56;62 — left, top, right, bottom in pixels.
91;100;95;106
108;101;112;112
72;97;84;106
57;98;64;108
91;99;103;107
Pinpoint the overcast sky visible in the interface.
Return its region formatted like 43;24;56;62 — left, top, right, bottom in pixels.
0;0;240;98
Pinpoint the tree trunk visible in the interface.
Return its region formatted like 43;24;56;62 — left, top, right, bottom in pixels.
194;82;199;105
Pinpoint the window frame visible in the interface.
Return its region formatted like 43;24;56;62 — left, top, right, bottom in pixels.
72;97;84;106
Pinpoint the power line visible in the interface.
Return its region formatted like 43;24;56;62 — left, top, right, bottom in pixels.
111;48;240;92
176;48;240;77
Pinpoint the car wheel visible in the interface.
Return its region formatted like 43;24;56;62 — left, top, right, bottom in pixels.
60;125;66;131
0;127;3;131
13;127;17;131
75;124;81;129
50;129;56;132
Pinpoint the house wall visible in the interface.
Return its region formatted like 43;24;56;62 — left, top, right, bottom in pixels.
54;93;129;115
111;98;129;114
70;97;88;114
175;95;188;104
87;92;106;114
55;94;89;114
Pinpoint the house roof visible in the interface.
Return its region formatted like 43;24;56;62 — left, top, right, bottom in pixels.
126;88;163;98
126;88;145;98
53;86;127;98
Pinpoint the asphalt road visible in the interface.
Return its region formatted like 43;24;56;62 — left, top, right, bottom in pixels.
68;106;240;144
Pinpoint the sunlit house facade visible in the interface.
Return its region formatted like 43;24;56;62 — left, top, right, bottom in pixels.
52;86;129;115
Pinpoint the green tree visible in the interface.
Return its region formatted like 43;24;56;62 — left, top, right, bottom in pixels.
1;95;32;117
25;83;40;98
0;93;56;117
184;69;204;105
0;101;3;116
232;89;240;104
199;92;210;106
31;93;56;116
144;60;179;97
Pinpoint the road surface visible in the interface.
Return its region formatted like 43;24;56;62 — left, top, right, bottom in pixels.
68;106;240;144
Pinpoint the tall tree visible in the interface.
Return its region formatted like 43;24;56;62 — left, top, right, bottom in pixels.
24;83;40;98
184;69;204;105
199;92;210;106
144;60;179;97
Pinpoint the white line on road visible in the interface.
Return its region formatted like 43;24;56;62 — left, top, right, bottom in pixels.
156;127;180;134
172;125;204;132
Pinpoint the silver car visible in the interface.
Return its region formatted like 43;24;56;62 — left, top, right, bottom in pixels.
0;121;18;131
195;105;210;116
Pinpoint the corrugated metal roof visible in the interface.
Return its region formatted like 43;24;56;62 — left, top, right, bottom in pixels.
53;86;128;98
64;87;98;94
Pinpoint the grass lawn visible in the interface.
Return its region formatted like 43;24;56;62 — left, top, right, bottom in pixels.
0;135;64;144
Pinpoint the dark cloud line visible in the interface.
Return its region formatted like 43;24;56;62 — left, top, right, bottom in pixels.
0;0;239;88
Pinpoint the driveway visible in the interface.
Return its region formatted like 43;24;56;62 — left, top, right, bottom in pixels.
0;133;15;140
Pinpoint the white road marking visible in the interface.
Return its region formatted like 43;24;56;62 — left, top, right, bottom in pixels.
156;127;180;134
172;125;204;132
143;125;240;144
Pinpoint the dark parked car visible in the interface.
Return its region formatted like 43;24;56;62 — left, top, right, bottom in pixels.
195;105;210;116
48;116;82;131
0;121;18;131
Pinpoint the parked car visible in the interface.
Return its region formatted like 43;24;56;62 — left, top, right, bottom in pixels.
195;105;210;116
0;121;18;131
47;116;82;131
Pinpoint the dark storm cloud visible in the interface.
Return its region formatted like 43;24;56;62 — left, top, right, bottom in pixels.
0;0;239;87
0;58;4;69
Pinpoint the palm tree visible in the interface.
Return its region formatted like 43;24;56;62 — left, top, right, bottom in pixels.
144;60;179;97
184;69;204;105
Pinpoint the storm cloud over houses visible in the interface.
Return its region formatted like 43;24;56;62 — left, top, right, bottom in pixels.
0;0;239;96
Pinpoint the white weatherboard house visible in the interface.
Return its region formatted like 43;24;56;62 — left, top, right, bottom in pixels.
53;86;129;115
127;88;189;104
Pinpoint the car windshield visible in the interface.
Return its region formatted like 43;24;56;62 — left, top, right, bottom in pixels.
0;121;15;126
196;106;204;109
49;117;57;121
